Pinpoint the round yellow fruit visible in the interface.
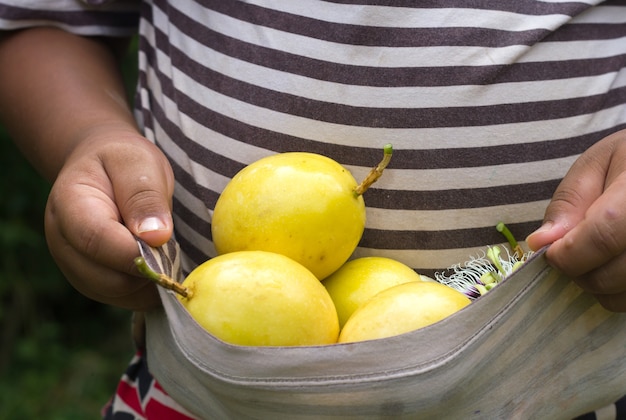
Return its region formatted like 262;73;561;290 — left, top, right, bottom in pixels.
178;251;339;346
323;256;425;327
338;281;470;343
211;152;366;280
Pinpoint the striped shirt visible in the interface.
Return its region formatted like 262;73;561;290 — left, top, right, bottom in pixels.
147;0;625;277
3;1;626;277
2;1;626;418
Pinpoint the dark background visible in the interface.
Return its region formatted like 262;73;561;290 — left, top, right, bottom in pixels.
0;38;140;419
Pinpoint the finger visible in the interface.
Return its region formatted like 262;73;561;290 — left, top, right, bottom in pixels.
547;176;626;277
47;234;160;310
574;249;626;295
592;290;626;313
526;150;606;252
46;178;142;276
102;138;175;247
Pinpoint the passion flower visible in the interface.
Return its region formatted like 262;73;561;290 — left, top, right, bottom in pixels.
435;222;533;299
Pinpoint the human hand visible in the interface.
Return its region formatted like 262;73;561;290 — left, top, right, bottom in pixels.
44;126;174;310
526;130;626;312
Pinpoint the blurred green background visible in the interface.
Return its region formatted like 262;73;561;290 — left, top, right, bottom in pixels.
0;38;139;419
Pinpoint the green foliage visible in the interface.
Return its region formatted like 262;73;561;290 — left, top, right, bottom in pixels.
0;37;140;419
0;125;135;419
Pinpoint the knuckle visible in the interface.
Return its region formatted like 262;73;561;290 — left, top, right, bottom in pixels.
550;184;586;210
579;250;626;295
125;187;157;207
581;269;613;294
122;188;167;215
77;222;107;261
587;209;625;258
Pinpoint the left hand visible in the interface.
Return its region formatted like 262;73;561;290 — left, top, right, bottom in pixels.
526;129;626;312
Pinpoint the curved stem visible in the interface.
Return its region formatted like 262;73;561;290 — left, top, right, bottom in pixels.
134;256;192;298
353;144;393;196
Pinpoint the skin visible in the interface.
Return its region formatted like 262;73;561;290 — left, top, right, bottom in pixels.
526;131;626;312
0;28;174;310
1;27;626;312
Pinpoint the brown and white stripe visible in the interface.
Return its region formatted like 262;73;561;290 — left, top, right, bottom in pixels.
3;1;626;418
128;0;626;277
3;0;626;273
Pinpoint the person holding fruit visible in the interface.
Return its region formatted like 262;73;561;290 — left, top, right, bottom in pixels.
1;1;625;418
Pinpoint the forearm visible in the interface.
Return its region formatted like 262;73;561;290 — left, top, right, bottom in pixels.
0;27;138;182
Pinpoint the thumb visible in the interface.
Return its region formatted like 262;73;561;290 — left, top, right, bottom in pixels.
135;213;174;246
526;157;604;251
123;173;174;247
106;141;175;248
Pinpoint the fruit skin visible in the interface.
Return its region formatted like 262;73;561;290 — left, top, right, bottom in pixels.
338;281;471;343
211;152;365;280
178;251;339;346
323;257;424;328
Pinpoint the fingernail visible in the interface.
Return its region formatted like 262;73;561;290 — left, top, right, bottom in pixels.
532;221;554;234
138;217;167;233
526;221;554;246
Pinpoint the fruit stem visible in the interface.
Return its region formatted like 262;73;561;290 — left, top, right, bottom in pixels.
353;144;393;196
496;222;524;259
134;256;192;298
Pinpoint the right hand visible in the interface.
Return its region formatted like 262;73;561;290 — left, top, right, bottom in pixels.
526;130;626;311
44;126;175;310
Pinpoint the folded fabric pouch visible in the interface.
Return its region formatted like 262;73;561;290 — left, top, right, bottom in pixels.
139;239;626;419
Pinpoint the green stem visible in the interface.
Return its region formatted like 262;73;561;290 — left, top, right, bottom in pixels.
496;222;524;259
134;256;191;298
354;144;393;196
